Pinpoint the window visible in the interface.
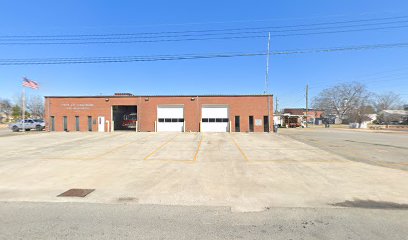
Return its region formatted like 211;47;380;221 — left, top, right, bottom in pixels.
124;114;137;121
235;116;240;132
88;116;92;131
63;116;68;131
160;118;183;123
249;116;254;132
202;118;229;123
50;116;55;131
75;116;80;131
263;116;269;132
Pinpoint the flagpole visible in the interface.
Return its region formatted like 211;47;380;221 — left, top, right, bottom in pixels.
22;84;25;132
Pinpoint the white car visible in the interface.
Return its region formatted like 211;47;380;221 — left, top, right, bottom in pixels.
8;119;45;132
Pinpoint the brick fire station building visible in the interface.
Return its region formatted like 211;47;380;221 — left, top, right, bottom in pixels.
44;94;274;133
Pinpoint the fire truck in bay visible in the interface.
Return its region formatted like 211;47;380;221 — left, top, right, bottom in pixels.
122;113;137;129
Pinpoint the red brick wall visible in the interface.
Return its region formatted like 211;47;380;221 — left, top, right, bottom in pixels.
45;95;273;132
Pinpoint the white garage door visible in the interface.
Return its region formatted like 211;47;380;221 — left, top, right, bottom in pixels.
157;106;184;132
201;106;229;132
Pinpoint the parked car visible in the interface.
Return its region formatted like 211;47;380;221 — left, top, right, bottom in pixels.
8;119;45;132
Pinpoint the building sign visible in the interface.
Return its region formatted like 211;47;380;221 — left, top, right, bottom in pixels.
255;119;262;126
61;103;94;110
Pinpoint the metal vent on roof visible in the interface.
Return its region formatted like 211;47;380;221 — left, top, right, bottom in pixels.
114;93;133;96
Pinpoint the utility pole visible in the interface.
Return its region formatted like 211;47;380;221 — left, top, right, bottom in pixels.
264;32;271;132
305;84;309;128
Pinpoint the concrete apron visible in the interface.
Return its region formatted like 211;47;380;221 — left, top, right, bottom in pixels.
0;132;407;212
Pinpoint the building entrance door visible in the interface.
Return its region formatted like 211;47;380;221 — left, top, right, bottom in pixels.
249;116;254;132
98;116;105;132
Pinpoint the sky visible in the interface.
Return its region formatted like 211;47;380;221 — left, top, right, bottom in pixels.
0;0;408;109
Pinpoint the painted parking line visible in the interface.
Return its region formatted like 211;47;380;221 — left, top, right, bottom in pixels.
193;133;203;162
143;134;180;161
92;134;156;160
141;159;197;164
230;135;249;161
144;133;203;163
41;134;156;161
230;134;349;164
246;159;347;164
230;135;408;166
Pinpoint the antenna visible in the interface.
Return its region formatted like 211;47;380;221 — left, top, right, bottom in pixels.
264;32;271;94
264;32;271;132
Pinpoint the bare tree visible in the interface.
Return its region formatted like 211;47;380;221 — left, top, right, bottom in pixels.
312;82;371;123
348;104;375;125
373;92;403;112
0;98;13;122
26;95;45;118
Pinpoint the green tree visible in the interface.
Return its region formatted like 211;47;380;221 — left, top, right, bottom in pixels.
11;105;30;120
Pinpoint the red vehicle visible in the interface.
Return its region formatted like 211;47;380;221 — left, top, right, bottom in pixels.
122;113;137;129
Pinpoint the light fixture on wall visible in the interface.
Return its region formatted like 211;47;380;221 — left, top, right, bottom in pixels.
105;98;110;102
191;97;195;101
145;97;150;101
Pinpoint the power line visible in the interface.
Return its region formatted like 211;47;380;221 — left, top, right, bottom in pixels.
309;67;408;87
0;52;266;65
1;42;408;65
273;42;408;55
2;24;408;45
2;15;407;39
308;68;408;89
2;18;408;41
1;17;408;45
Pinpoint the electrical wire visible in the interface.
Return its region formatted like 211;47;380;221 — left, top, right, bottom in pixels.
1;25;407;45
2;19;408;41
1;42;408;65
2;15;408;39
1;16;408;45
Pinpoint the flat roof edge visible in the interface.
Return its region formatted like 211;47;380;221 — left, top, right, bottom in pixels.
45;94;274;98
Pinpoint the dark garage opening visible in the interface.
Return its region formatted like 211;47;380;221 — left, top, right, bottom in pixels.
112;105;137;131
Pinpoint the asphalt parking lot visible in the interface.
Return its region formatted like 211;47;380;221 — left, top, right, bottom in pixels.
0;127;44;138
280;128;408;171
0;130;407;212
1;202;407;240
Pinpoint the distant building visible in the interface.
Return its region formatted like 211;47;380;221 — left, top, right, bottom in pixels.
379;109;408;125
283;108;325;125
349;114;377;129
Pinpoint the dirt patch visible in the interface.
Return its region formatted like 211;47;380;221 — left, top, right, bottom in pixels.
331;199;408;209
57;189;95;198
117;197;138;203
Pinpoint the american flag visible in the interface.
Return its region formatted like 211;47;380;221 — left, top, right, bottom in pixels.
22;77;39;89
